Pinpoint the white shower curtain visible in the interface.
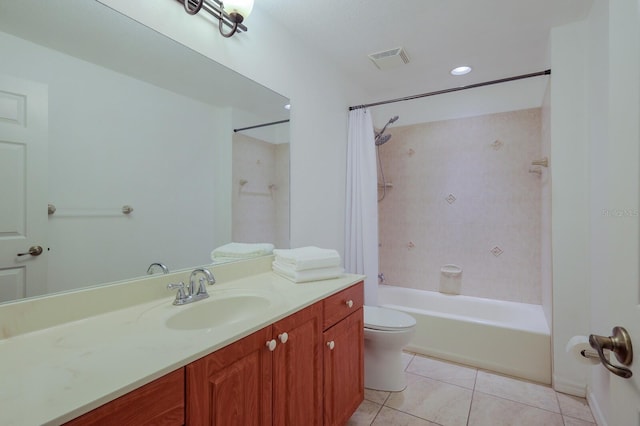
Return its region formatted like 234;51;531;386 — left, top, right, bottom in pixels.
345;108;378;306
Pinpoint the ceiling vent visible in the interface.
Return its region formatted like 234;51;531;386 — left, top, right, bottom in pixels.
368;47;410;70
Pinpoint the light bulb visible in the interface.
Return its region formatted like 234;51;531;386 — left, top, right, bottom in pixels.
224;0;254;22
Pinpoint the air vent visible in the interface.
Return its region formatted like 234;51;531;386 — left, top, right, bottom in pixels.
368;47;410;70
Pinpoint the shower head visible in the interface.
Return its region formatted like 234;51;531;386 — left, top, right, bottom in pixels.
375;115;400;140
375;133;392;146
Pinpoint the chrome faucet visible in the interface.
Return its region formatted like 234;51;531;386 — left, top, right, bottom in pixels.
147;262;169;275
189;268;216;298
167;268;216;306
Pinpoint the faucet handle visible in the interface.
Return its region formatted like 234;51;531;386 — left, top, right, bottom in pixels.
195;277;210;298
167;282;189;305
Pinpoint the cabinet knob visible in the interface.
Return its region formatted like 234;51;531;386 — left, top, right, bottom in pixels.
266;339;277;351
345;300;354;308
326;341;335;350
278;332;289;344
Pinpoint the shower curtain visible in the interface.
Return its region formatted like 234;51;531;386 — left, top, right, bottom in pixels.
345;108;378;305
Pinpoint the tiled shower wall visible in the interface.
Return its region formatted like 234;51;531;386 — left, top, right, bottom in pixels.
378;108;542;304
232;133;290;249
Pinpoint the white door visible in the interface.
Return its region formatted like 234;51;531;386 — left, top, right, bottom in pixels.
601;0;640;423
0;74;48;302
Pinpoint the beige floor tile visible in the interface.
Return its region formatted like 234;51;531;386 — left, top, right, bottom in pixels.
372;406;439;426
402;352;414;370
406;355;477;389
385;373;473;426
468;392;564;426
557;393;595;423
475;371;560;413
563;416;596;426
347;399;382;426
365;388;391;405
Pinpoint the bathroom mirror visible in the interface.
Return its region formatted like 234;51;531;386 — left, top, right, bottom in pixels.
0;0;290;302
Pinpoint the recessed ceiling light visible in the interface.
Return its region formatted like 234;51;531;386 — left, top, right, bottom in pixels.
450;66;472;76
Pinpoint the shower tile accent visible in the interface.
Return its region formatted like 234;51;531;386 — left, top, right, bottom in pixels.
378;108;542;304
490;246;504;257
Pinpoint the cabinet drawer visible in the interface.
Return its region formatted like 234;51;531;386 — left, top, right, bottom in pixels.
323;281;364;330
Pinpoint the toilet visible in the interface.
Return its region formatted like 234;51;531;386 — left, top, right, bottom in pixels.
363;306;416;391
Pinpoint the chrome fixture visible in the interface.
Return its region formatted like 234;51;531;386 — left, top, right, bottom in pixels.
47;204;133;216
376;115;399;202
180;0;253;38
167;268;216;305
167;282;190;305
531;157;549;167
189;268;216;299
147;262;169;275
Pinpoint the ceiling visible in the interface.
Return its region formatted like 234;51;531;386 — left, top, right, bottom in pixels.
256;0;594;105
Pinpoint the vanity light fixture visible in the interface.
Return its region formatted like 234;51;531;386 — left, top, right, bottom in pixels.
450;65;472;76
182;0;253;38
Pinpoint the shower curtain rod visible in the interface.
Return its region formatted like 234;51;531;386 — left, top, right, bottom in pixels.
234;119;290;133
348;69;551;111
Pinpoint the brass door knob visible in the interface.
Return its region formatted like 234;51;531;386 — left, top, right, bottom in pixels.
17;246;43;257
589;326;633;378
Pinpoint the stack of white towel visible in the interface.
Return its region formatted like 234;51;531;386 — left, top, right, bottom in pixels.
211;242;274;264
272;246;344;283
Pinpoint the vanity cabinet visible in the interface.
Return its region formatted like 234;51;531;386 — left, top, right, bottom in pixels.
186;326;273;426
65;281;363;426
322;283;365;426
186;302;324;426
63;368;185;426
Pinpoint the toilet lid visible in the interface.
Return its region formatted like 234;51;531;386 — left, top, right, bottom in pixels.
364;306;416;331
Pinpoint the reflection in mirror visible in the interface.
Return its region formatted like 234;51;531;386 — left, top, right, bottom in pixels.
0;0;289;303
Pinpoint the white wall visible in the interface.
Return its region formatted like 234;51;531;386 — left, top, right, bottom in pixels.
0;31;230;292
550;21;591;395
98;0;365;259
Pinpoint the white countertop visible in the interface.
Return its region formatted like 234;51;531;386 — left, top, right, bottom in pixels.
0;259;363;425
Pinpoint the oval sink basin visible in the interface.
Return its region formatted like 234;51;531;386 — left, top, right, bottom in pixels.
166;293;272;331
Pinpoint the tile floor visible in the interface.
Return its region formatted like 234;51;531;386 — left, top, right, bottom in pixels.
348;352;596;426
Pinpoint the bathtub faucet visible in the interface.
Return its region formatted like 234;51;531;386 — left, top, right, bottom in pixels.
378;273;385;283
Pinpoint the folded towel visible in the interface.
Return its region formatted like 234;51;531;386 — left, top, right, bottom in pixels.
272;262;344;283
272;246;341;271
211;242;274;260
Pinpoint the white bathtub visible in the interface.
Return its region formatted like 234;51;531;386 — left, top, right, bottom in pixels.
378;285;551;384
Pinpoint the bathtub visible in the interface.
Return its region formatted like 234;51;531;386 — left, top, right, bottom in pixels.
378;285;551;384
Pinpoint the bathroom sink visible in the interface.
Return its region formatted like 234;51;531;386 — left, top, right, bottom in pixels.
165;293;273;331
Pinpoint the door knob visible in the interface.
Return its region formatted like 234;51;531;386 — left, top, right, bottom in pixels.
589;326;633;379
17;246;43;257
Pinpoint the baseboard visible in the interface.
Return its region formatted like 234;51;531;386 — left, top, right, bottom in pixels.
586;386;607;426
552;373;587;397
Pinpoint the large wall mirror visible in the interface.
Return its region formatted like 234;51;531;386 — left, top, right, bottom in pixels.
0;0;290;303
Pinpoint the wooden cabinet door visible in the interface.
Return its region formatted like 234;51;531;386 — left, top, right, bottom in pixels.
323;308;364;426
186;326;273;426
63;369;185;426
272;302;323;426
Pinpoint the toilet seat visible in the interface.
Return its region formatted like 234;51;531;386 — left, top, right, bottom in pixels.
364;306;416;331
